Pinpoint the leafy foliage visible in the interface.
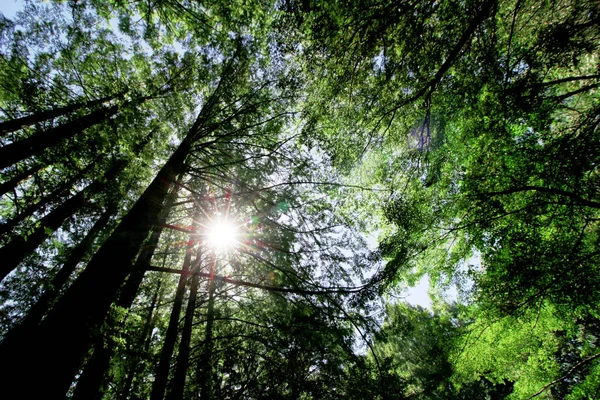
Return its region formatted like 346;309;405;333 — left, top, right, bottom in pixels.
1;0;600;398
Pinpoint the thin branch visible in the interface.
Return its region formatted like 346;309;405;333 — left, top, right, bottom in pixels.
145;265;366;295
527;353;600;399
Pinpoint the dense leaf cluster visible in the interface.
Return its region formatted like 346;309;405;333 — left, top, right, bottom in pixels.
1;0;599;399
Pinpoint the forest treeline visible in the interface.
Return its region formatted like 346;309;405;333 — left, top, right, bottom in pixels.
0;0;599;399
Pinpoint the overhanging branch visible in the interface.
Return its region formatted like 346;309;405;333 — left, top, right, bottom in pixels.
144;265;366;295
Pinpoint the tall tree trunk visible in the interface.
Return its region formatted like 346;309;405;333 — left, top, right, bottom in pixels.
169;264;200;400
0;132;193;399
0;70;228;398
198;257;217;400
0;90;128;137
169;204;203;400
119;279;164;400
0;162;44;197
0;158;125;281
150;211;198;400
0;158;99;236
0;128;155;282
0;104;122;170
72;178;182;400
0;205;115;346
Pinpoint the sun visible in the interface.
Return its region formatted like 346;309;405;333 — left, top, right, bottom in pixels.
205;219;239;251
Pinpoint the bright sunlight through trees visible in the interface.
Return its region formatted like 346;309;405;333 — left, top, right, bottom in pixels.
204;219;239;252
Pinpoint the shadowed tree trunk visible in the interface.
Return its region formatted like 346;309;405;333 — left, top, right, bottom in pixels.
0;90;128;137
0;130;155;281
0;158;100;236
0;104;122;170
169;233;203;400
0;163;45;197
72;177;182;400
150;205;200;400
0;113;205;399
198;256;217;400
0;162;121;281
0;91;162;170
0;204;115;346
0;61;239;398
119;279;164;400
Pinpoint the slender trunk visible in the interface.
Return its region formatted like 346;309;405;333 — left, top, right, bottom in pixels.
0;163;44;197
0;159;124;281
169;209;203;400
0;104;121;170
0;75;225;398
0;91;128;137
119;279;164;400
170;266;200;400
72;178;182;400
0;158;99;236
0;205;115;346
198;258;217;400
150;224;197;400
0;129;154;282
0;133;192;399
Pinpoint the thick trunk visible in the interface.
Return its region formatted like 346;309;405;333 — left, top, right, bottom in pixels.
0;133;192;399
0;104;121;170
0;74;224;397
72;178;182;400
70;271;148;400
0;205;114;346
0;129;154;282
0;91;128;137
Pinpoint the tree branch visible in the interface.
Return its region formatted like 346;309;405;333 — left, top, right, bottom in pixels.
527;352;600;399
477;185;600;209
144;265;366;295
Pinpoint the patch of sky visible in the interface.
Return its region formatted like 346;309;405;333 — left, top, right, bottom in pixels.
373;49;386;73
0;0;21;19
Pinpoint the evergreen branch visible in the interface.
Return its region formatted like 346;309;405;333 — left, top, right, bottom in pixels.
527;352;600;399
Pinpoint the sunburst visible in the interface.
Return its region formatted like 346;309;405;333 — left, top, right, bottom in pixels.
204;217;240;252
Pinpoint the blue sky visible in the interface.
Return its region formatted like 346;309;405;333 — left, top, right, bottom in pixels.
1;1;21;19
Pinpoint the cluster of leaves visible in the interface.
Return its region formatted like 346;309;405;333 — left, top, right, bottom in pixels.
280;0;600;398
2;0;600;398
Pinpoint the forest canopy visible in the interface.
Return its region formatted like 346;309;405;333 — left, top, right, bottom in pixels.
1;0;599;399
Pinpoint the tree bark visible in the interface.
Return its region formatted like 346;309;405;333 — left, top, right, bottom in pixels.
0;104;121;170
0;162;44;197
198;256;217;400
170;269;200;400
0;131;193;399
0;90;128;137
169;204;203;400
0;67;230;398
0;158;99;236
72;177;182;400
150;214;198;400
119;279;164;400
0;205;115;346
0;158;125;282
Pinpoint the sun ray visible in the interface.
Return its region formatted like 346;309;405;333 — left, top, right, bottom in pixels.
204;217;240;252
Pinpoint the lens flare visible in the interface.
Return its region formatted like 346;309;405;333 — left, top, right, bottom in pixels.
205;219;239;251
